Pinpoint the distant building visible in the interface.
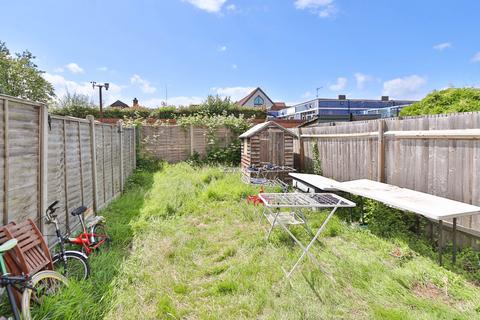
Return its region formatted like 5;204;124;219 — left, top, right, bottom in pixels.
236;88;286;118
109;98;144;109
109;100;129;108
276;95;417;120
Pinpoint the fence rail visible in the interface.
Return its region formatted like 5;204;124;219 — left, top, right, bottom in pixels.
0;95;136;242
294;111;480;246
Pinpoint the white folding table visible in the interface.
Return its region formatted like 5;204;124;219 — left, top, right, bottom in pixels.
336;179;480;265
259;193;356;278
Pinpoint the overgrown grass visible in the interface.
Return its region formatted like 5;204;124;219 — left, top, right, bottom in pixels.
85;164;480;320
29;168;157;319
20;163;480;319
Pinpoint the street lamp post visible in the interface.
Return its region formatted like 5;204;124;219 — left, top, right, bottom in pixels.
91;81;109;119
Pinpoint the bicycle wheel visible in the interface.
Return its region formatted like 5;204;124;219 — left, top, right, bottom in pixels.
91;224;111;249
21;270;68;319
53;251;90;281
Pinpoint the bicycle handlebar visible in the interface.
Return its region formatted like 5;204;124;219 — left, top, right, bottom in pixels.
45;200;60;223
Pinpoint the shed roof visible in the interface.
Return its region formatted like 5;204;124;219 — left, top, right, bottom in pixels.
239;121;298;139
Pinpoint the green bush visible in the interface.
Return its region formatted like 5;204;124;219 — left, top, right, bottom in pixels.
400;88;480;116
50;94;266;120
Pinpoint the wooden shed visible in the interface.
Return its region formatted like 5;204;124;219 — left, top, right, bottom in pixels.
239;121;297;181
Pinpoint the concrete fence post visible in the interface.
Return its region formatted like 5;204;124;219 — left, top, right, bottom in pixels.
118;121;124;192
39;104;48;232
377;120;386;182
87;115;98;212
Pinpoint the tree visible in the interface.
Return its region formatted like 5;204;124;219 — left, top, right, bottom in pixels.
0;41;55;103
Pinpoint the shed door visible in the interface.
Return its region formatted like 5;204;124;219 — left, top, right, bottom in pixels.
259;130;285;166
270;131;285;166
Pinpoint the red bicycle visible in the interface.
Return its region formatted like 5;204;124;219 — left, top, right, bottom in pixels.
66;206;110;255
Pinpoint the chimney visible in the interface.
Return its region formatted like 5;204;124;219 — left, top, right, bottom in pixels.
338;94;346;100
133;98;139;108
381;96;389;101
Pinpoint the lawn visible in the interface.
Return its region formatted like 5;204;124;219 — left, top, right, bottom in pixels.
34;164;480;319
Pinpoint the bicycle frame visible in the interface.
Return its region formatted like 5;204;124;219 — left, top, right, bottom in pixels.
0;247;31;320
67;214;108;254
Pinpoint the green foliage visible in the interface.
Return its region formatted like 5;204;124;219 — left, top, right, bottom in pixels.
136;152;165;172
50;94;266;120
0;40;54;102
363;199;422;238
400;88;480;116
178;113;251;166
457;248;480;281
311;142;323;175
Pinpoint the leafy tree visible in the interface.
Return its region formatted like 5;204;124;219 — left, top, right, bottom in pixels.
0;41;54;102
400;88;480;116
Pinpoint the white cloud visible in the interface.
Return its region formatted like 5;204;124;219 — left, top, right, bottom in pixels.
232;64;238;69
354;72;372;89
433;42;452;51
53;67;64;73
211;86;255;101
219;45;227;52
226;4;236;11
98;66;108;71
130;74;157;94
329;77;347;91
294;0;337;18
66;62;84;74
471;52;480;63
183;0;227;13
382;75;427;99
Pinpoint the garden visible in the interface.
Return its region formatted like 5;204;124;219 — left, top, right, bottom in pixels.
28;161;480;320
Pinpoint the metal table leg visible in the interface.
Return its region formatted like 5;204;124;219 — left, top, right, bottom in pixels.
285;206;339;278
452;218;457;265
438;219;443;266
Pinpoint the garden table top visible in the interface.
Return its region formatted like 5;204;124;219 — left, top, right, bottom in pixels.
336;179;480;221
289;173;341;191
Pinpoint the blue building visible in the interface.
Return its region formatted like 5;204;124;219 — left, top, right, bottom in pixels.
275;95;417;120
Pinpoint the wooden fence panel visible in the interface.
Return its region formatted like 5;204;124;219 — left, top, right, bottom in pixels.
297;111;480;241
140;125;234;163
7;101;40;223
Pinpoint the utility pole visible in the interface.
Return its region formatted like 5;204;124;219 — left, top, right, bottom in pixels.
91;81;109;119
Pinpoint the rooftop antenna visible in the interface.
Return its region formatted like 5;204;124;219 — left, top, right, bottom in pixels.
316;86;323;98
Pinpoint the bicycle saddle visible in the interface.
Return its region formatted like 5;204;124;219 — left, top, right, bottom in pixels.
71;206;88;216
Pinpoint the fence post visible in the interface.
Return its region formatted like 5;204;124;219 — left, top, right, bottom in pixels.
87;115;98;212
377;120;386;182
298;127;304;172
190;125;194;156
3;98;9;226
62;119;69;232
39;104;48;232
133;126;136;169
118;121;124;193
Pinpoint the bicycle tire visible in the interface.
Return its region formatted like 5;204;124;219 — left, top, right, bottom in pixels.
91;224;111;249
53;251;90;281
21;270;68;319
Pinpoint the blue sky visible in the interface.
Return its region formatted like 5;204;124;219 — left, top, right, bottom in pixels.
1;0;480;107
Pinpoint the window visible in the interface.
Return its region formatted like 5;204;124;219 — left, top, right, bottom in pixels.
254;96;264;106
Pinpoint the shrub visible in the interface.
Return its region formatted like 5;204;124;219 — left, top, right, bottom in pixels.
400;88;480;116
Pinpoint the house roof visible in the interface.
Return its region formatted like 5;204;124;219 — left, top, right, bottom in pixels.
239;121;298;139
271;102;286;111
109;100;129;108
236;87;275;107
